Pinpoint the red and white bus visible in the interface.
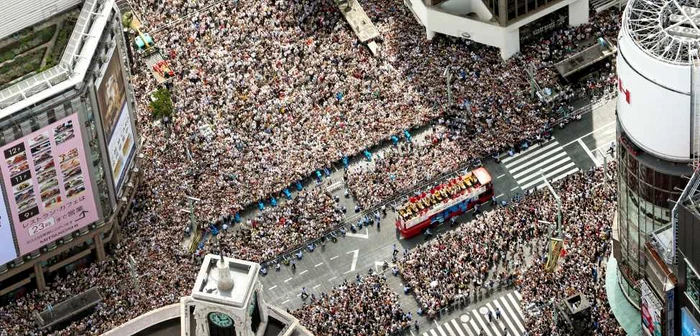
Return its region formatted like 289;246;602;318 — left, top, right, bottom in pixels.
395;167;493;239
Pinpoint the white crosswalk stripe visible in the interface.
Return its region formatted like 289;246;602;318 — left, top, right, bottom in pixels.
503;139;579;191
420;291;526;336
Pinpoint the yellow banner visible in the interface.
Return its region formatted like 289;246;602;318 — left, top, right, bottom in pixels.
545;238;564;272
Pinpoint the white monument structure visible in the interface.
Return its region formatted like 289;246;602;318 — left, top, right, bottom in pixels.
180;254;311;336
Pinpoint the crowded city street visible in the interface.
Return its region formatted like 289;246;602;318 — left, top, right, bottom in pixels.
0;0;633;335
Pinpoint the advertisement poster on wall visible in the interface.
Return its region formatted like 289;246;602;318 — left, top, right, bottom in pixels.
108;103;135;190
96;46;135;190
641;280;663;336
96;47;126;140
0;114;98;255
0;188;17;265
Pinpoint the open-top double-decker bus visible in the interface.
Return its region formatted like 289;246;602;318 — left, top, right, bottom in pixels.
395;167;493;238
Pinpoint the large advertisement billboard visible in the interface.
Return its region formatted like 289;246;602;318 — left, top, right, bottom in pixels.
0;188;17;265
107;98;134;190
96;47;126;140
0;114;98;254
96;46;135;190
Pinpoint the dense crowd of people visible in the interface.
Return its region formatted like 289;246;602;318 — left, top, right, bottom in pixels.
126;0;623;219
291;274;411;335
0;0;626;334
212;187;343;262
520;166;621;335
398;165;623;334
346;124;466;208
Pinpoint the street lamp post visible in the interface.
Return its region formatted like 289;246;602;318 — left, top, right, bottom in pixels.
540;170;562;238
596;148;609;182
444;66;453;107
184;196;201;229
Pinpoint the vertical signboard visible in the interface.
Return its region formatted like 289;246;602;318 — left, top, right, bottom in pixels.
641;280;663;336
545;238;564;272
107;102;134;190
96;45;135;190
0;188;17;265
96;47;126;140
0;114;98;254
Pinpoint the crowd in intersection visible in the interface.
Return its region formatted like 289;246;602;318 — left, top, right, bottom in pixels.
291;274;412;336
0;0;627;334
397;165;623;334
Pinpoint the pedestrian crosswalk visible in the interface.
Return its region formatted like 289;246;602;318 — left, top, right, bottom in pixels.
419;291;526;336
501;138;579;192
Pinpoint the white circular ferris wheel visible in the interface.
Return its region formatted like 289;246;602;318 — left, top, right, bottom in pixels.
626;0;700;65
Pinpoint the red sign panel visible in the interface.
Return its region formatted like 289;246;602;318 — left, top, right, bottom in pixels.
618;78;631;104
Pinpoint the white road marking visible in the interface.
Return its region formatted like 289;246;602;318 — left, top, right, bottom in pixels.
562;121;615;147
442;320;457;336
344;249;359;274
467;317;480;336
315;262;324;267
510;186;520;192
493;298;517;334
506;294;526;324
486;302;506;331
503;141;559;167
328;276;337;282
472;310;493;336
578;138;600;166
495;193;504;199
499;295;526;333
510;152;568;178
451;320;466;336
496;174;506;179
434;321;447;336
500;141;545;163
268;285;277;290
330;256;339;260
284;277;293;283
532;168;580;190
299;270;308;275
281;299;290;305
345;227;369;239
312;284;320;290
520;162;576;190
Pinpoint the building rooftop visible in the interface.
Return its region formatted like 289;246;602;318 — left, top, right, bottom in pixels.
0;0;82;41
626;0;700;64
0;8;80;91
0;0;114;120
191;255;259;307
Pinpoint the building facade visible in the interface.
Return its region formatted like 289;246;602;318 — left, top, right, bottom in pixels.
404;0;589;59
613;0;698;308
0;0;141;302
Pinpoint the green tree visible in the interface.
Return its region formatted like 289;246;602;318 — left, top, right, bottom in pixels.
150;87;174;119
122;12;133;29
